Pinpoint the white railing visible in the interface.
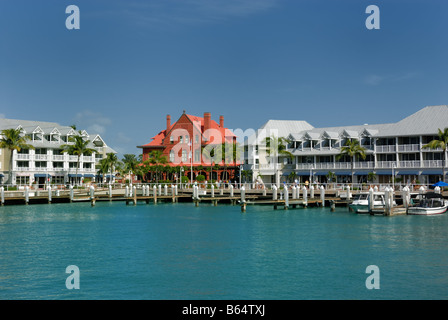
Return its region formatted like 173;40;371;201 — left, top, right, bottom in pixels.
52;155;65;161
375;145;396;153
376;161;396;169
397;144;420;152
16;154;30;160
422;160;443;167
398;160;421;168
35;154;48;160
259;163;282;170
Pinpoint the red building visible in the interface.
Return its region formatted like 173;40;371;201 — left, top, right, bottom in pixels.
137;111;240;182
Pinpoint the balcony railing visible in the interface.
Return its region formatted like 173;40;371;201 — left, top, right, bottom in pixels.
16;154;30;160
375;145;396;153
397;144;420;152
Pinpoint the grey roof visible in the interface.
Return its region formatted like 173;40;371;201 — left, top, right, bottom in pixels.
246;119;314;144
0;117;116;153
285;105;448;141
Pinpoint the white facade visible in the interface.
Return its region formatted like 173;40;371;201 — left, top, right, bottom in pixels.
0;118;116;186
245;105;448;186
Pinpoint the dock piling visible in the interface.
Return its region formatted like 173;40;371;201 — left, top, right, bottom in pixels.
25;186;29;205
48;186;52;204
302;186;307;207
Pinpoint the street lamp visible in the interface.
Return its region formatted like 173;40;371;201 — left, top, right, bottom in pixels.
239;164;243;189
392;162;396;191
310;164;314;185
180;167;184;189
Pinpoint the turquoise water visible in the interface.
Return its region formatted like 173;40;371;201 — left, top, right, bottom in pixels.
1;201;448;300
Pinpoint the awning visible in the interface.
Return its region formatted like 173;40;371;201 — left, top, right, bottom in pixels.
354;171;370;176
374;171;392;175
421;170;442;175
335;171;352;176
84;174;95;178
314;171;329;176
68;174;83;178
397;170;420;175
34;174;52;178
296;172;311;176
282;171;292;176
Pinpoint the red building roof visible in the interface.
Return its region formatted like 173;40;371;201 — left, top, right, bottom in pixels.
137;112;239;167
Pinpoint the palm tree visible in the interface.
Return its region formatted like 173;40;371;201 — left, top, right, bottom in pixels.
104;153;120;184
263;135;293;161
263;135;293;186
423;128;448;182
336;139;367;184
0;128;35;184
61;134;96;185
147;150;168;183
122;154;139;182
367;172;377;184
288;171;298;183
326;171;336;183
96;158;110;183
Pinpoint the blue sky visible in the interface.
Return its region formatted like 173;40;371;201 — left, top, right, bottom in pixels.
0;0;447;157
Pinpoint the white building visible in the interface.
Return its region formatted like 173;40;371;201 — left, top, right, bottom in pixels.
0;118;116;186
245;105;448;186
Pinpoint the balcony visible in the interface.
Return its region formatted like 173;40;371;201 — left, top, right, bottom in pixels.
16;154;30;160
35;154;48;160
397;144;420;152
52;155;65;161
375;145;396;153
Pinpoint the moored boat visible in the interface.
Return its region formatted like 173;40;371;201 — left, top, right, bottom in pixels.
349;191;393;214
407;192;448;216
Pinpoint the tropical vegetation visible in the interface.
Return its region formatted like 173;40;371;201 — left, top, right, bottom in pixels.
0;128;35;184
422;127;448;182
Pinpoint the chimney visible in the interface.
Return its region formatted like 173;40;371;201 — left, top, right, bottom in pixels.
219;115;224;128
204;112;211;132
166;114;171;131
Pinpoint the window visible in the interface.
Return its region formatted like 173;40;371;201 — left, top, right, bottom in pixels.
170;136;174;144
35;161;47;168
195;135;199;143
180;136;183;144
194;150;200;162
182;150;187;162
16;176;30;185
53;162;64;168
17;161;29;168
185;135;189;143
170;150;175;162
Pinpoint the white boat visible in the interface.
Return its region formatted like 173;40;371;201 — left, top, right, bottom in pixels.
349;192;394;214
407;192;448;216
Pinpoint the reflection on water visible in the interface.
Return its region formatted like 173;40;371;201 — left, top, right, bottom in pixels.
1;202;448;299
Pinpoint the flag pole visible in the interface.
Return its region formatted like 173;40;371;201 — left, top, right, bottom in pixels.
190;139;193;183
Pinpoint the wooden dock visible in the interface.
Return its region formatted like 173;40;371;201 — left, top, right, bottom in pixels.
0;186;413;216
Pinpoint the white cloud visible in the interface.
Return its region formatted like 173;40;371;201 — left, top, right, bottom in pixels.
364;72;417;86
73;110;112;135
123;0;279;26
